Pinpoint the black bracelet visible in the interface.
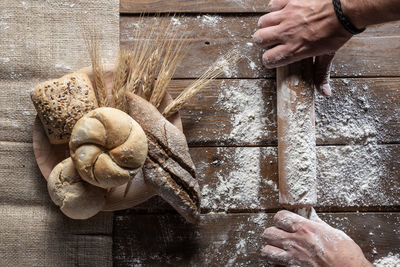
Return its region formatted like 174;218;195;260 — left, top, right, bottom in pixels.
332;0;365;35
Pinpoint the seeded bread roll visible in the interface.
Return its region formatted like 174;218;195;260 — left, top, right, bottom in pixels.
69;107;148;188
31;72;98;144
48;157;106;219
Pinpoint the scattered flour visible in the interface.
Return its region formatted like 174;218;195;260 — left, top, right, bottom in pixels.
215;53;239;78
171;17;181;26
1;57;10;63
0;14;11;30
316;80;380;144
217;80;268;143
199;15;222;27
201;147;262;211
317;144;398;207
249;61;256;71
374;253;400;267
251;213;268;227
21;1;29;10
235;239;247;255
54;62;72;70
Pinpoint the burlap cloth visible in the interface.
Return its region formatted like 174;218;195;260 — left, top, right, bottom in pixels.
0;1;119;266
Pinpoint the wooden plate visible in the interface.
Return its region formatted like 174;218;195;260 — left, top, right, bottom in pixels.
32;65;183;211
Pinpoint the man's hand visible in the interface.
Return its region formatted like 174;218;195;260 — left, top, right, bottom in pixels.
262;210;373;267
253;0;353;96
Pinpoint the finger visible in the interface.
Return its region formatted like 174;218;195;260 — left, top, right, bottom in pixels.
263;226;291;248
273;210;307;233
314;54;335;97
262;45;300;68
257;11;283;28
261;245;293;265
253;26;282;48
267;0;289;12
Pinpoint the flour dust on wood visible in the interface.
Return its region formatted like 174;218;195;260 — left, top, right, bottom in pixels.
216;80;274;144
317;144;399;207
374;253;400;267
200;147;278;212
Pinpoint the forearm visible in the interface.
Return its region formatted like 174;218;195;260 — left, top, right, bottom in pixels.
342;0;400;29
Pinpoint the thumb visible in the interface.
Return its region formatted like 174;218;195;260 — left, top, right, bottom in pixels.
314;54;335;97
308;207;323;222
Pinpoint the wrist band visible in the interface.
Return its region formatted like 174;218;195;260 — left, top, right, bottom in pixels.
332;0;365;35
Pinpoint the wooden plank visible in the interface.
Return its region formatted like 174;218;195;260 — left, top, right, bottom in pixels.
120;0;270;14
167;78;399;146
120;16;400;78
128;144;400;212
2;142;399;212
2;78;399;146
113;212;400;266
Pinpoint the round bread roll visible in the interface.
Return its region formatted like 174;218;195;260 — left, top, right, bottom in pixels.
69;107;148;188
48;157;106;219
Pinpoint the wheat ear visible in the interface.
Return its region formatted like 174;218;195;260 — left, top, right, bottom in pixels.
149;29;189;108
83;28;108;107
111;49;131;112
163;52;241;118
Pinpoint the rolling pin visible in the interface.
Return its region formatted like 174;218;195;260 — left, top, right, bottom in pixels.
277;58;317;219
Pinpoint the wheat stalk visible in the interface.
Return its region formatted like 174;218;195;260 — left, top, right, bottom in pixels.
163;52;241;118
149;28;189;108
111;49;131;111
83;28;108;107
142;48;161;100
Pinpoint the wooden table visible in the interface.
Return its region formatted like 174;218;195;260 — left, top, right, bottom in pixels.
114;1;400;265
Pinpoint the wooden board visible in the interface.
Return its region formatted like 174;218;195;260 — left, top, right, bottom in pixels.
120;16;400;78
169;78;399;146
113;212;400;266
120;0;270;14
114;144;400;212
115;9;400;267
5;78;398;145
2;142;398;211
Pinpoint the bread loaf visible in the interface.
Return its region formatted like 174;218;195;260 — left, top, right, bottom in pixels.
69;107;148;188
47;157;106;219
126;93;200;223
31;72;98;144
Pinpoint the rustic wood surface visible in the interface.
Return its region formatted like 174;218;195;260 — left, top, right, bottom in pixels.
0;2;397;265
114;6;400;265
120;16;400;78
113;212;400;266
120;0;270;14
2;78;399;145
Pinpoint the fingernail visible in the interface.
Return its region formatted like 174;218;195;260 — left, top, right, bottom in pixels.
252;34;263;45
257;18;262;28
262;57;272;68
321;83;332;96
262;56;280;69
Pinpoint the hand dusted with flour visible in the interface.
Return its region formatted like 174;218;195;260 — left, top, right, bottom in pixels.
262;210;373;266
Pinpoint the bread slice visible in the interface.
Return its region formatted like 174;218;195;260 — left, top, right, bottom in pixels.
126;92;201;223
31;72;98;144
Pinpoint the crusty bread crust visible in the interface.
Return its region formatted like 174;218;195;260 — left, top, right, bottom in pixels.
31;72;98;144
69;107;148;189
47;157;106;219
127;92;200;223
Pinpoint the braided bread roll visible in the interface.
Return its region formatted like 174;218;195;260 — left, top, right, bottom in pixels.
69;107;148;188
48;157;106;219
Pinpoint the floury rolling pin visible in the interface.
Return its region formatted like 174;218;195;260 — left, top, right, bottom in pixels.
277;58;317;219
